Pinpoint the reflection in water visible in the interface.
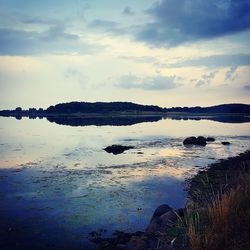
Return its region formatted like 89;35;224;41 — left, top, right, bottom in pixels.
2;113;250;126
0;116;250;249
165;115;250;123
48;115;250;126
47;115;163;126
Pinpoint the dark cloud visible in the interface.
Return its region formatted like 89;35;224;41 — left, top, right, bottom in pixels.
117;75;177;90
122;6;135;16
136;0;250;46
225;65;238;81
165;54;250;68
0;25;100;55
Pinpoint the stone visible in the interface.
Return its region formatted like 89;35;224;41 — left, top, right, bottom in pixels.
183;136;207;146
104;145;134;155
150;204;172;222
146;204;179;234
160;210;178;227
206;137;215;142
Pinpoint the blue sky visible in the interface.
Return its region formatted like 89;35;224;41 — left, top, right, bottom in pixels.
0;0;250;109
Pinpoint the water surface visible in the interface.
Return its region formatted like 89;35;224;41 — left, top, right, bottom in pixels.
0;116;250;249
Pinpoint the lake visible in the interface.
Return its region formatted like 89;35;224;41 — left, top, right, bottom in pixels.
0;116;250;249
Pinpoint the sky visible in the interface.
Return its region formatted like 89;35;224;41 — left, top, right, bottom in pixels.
0;0;250;109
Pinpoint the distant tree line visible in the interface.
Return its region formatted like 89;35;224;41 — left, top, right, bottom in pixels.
1;102;250;119
46;102;163;113
164;104;250;113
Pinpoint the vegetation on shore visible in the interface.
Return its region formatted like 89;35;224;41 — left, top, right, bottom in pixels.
184;151;250;250
186;174;250;250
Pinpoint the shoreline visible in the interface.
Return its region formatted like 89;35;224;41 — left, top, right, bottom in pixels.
187;149;250;208
93;149;250;250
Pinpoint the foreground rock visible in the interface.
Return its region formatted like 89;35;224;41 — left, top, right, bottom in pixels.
104;144;134;155
183;136;207;146
146;204;177;233
126;205;185;250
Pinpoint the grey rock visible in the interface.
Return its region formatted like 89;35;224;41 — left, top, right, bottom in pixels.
146;204;178;234
150;204;172;222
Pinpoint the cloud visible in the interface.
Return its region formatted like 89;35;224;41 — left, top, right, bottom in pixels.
243;85;250;91
195;71;217;87
22;17;55;25
40;25;79;41
165;54;250;68
88;19;118;29
88;19;124;35
116;75;177;90
119;55;157;64
122;6;135;16
0;25;100;55
224;65;238;81
64;68;86;86
136;0;250;46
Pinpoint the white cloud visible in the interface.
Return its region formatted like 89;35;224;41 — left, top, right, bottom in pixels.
117;74;178;90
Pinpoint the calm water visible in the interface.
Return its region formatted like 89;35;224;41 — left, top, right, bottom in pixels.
0;116;250;249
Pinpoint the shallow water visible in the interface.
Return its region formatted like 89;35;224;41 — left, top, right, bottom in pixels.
0;116;250;249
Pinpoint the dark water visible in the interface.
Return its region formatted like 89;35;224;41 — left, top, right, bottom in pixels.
0;116;250;249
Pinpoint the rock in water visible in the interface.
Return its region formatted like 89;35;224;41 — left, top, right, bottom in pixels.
197;136;207;145
206;137;215;142
104;144;134;155
221;141;231;145
183;136;196;145
183;136;207;146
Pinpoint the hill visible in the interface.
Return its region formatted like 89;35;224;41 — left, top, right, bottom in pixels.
1;102;250;118
46;102;250;114
46;102;163;114
165;103;250;114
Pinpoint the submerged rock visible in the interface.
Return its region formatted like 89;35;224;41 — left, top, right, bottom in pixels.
104;144;134;155
183;136;207;146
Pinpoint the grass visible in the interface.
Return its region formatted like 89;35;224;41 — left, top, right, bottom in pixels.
186;174;250;250
155;152;250;250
